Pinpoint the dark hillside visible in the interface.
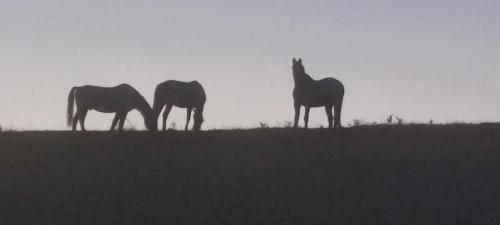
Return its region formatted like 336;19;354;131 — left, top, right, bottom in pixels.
1;125;499;225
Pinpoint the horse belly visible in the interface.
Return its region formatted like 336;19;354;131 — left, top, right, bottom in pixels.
303;98;327;107
172;99;200;108
81;95;127;113
169;94;199;109
91;106;120;113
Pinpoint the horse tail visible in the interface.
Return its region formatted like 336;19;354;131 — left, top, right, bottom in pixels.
67;87;76;126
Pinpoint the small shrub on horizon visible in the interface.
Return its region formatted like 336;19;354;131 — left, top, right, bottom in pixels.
352;119;365;127
258;121;269;129
387;114;393;124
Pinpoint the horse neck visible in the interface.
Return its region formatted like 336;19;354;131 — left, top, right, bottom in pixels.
294;72;314;87
151;95;164;119
134;97;152;117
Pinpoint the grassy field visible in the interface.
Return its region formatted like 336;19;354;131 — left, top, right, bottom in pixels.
1;124;499;225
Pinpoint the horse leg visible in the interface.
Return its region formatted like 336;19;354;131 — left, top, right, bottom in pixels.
325;105;333;129
162;105;173;131
72;110;80;131
334;101;343;128
118;112;128;131
79;109;88;131
293;102;300;128
110;113;119;131
304;107;310;129
185;108;192;131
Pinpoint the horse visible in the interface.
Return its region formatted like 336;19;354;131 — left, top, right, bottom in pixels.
292;58;345;129
66;84;157;131
152;80;206;131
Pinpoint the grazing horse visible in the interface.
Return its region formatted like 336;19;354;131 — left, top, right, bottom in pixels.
292;58;345;129
67;84;157;131
152;80;206;131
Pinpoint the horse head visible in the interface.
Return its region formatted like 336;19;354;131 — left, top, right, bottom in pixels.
292;58;305;78
192;107;204;131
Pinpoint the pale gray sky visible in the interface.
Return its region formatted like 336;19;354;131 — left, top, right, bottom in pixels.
1;0;499;130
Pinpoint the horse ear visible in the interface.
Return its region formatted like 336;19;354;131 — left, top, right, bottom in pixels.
298;58;302;64
293;58;297;64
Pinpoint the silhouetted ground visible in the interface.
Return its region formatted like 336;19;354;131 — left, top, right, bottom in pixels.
1;124;499;225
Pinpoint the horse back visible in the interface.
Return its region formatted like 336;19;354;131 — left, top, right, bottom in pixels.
155;80;206;108
293;77;344;107
316;77;344;94
74;84;141;112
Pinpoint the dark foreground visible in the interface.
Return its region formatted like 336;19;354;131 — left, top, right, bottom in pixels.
1;125;499;225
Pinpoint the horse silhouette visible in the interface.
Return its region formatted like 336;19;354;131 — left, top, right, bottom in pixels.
152;80;206;131
67;84;157;131
292;58;345;128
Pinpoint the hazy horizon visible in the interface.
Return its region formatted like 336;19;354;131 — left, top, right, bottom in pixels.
1;0;499;130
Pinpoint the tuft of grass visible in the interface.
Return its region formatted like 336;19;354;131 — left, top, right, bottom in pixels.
125;119;137;131
258;121;269;129
396;117;404;125
352;119;366;127
282;121;293;128
387;114;394;124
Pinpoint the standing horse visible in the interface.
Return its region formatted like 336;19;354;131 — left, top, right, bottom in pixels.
152;80;206;131
67;84;157;131
292;58;345;129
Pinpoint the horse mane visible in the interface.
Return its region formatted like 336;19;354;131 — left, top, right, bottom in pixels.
118;84;153;126
301;72;314;82
133;89;152;117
